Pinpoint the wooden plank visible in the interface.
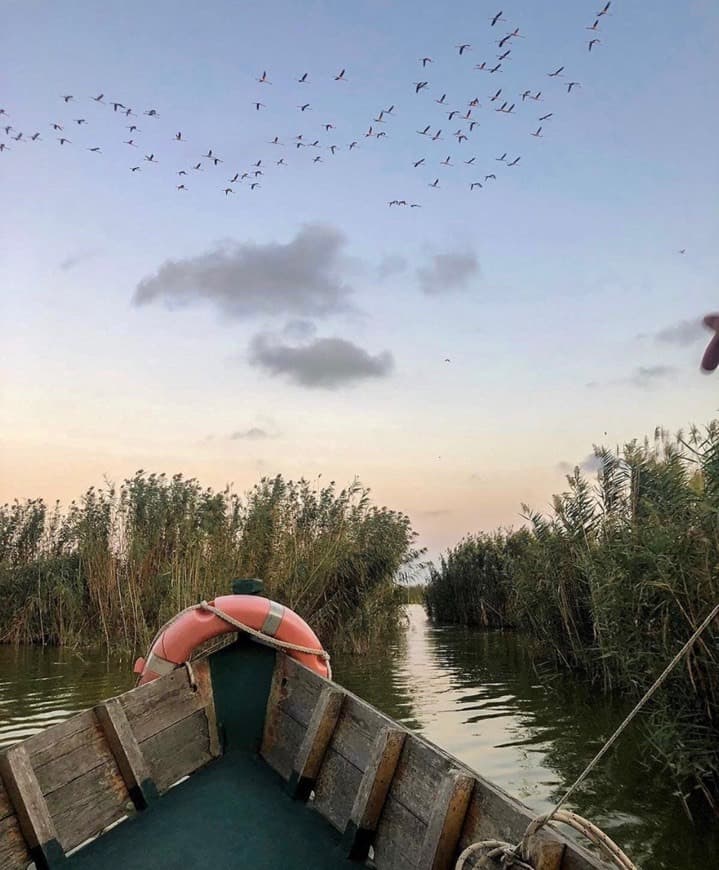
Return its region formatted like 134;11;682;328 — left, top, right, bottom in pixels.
120;666;207;742
417;770;474;870
261;708;306;781
95;697;157;810
194;658;221;758
288;685;344;799
274;656;325;726
372;793;426;870
313;747;363;833
330;694;397;770
458;777;605;870
0;813;33;870
140;708;214;793
0;744;65;868
45;758;131;853
342;726;406;859
390;734;457;825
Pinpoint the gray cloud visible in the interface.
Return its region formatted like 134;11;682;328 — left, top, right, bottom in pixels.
653;318;705;346
416;251;479;295
133;224;353;319
249;333;394;389
376;254;408;281
282;318;317;340
230;427;273;441
60;249;101;271
557;453;604;475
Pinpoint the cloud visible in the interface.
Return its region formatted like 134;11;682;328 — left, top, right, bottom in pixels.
249;333;394;389
376;254;408;281
653;318;705;346
416;251;479;295
416;509;453;518
282;318;317;341
628;365;676;388
230;427;273;441
60;249;101;271
133;224;353;319
557;453;604;475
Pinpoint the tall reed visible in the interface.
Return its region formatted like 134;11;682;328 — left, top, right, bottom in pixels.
0;472;419;655
426;422;719;810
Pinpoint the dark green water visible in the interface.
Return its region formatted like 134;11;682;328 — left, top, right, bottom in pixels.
1;605;716;867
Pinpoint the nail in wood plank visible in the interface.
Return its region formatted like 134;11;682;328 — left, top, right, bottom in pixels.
0;744;65;868
95;697;157;810
288;685;344;800
343;726;406;860
417;770;475;870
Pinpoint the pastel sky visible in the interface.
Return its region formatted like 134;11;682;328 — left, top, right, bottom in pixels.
2;0;718;559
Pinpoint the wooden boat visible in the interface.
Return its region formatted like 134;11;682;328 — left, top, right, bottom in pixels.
0;599;610;869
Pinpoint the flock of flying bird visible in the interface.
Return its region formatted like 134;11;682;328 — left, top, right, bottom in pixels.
1;4;615;208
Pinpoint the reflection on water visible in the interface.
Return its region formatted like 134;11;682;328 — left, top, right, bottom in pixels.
1;606;716;868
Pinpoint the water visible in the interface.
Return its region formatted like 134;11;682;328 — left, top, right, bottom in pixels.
1;605;716;867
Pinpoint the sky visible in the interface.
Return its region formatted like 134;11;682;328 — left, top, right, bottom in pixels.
2;0;718;559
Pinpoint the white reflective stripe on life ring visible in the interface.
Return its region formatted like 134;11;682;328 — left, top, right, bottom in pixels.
261;601;285;637
146;651;177;676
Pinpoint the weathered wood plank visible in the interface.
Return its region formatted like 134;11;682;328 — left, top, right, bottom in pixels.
0;744;65;868
0;813;32;870
288;686;344;799
373;793;426;870
0;778;16;822
31;715;111;799
342;726;406;859
458;778;604;870
417;770;474;870
390;735;457;826
273;656;325;726
313;747;363;833
330;694;397;770
120;667;207;743
95;697;156;810
194;658;221;758
140;708;213;793
46;758;132;853
261;709;306;781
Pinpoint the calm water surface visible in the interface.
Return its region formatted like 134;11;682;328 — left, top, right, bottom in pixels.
1;605;716;868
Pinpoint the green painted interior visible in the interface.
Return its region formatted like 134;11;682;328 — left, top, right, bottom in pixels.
64;640;357;868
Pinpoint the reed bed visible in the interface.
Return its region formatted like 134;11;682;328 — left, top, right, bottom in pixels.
0;472;419;655
426;422;719;811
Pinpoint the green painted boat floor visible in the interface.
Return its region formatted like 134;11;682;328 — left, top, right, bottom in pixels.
67;751;357;869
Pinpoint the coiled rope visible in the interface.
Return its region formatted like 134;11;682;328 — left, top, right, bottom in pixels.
137;599;332;684
456;600;719;870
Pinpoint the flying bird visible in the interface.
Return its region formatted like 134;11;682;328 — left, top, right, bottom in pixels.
30;132;41;141
539;112;553;121
531;91;542;100
12;132;23;140
254;102;266;110
567;81;581;92
144;153;157;162
496;152;507;161
130;166;140;171
324;123;335;131
457;44;471;55
548;67;564;77
470;182;482;190
491;88;502;101
57;137;71;145
431;129;443;140
597;1;611;16
678;249;686;254
440;155;453;166
588;39;601;51
203;149;214;158
91;93;104;103
435;93;447;104
586;19;600;31
429;178;440;187
144;108;159;117
175;131;183;140
111;102;125;112
498;50;511;61
298;103;311;111
87;146;102;152
491;11;505;26
507;156;521;166
0;143;7;152
74;118;87;125
464;157;476;164
414;81;429;93
178;170;188;176
521;89;531;101
250;182;260;189
229;173;239;182
192;162;202;170
348;141;358;149
258;71;271;84
484;174;496;180
417;125;431;135
475;62;487;71
127;124;139;132
489;63;502;73
420;57;432;66
62;95;74;102
177;184;187;190
530;126;543;137
224;187;233;195
498;34;512;49
413;158;425;167
334;69;346;81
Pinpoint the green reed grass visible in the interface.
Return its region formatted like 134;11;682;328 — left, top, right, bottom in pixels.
426;421;719;812
0;472;420;656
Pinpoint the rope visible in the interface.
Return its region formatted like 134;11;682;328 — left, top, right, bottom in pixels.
456;599;719;870
137;598;332;684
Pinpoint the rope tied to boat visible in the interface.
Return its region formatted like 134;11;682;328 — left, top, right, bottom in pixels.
196;600;332;680
455;599;719;870
137;599;332;684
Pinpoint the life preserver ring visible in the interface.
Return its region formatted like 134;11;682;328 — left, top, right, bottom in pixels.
133;594;329;684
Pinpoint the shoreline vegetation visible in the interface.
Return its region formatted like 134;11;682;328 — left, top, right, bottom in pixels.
0;473;420;655
426;421;719;813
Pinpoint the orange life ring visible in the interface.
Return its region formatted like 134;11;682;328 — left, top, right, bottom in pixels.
133;594;329;684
